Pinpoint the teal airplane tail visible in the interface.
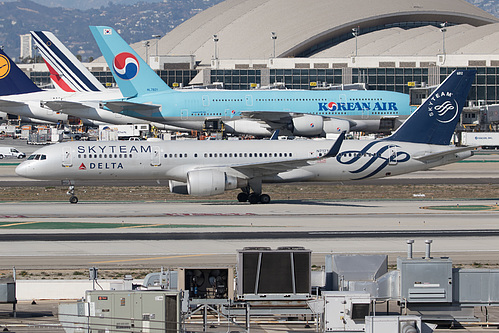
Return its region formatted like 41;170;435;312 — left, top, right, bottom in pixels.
90;26;172;98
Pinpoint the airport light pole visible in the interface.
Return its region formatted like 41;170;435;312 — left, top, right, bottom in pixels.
152;34;161;56
440;22;447;62
143;41;150;65
271;32;277;58
213;34;219;60
352;27;359;57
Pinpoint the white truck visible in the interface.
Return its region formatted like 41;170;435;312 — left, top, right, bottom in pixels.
0;147;26;159
99;124;150;141
461;132;499;149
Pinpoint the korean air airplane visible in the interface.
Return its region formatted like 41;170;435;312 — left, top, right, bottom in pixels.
30;30;187;132
16;70;476;204
90;26;415;137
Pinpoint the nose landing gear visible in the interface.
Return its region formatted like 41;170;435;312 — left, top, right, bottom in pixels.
67;185;78;204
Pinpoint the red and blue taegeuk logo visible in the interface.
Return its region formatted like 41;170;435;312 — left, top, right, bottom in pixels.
113;52;139;80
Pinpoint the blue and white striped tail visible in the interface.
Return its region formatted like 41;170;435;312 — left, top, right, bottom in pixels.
31;31;106;92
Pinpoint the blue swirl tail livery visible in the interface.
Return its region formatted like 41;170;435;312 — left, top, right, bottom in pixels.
0;49;41;96
386;70;476;145
90;26;172;98
30;31;106;93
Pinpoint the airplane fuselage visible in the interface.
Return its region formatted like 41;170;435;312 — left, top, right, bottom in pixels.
16;139;470;184
118;88;413;135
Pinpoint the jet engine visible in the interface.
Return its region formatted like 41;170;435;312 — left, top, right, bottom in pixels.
187;169;245;197
169;180;189;195
290;115;350;136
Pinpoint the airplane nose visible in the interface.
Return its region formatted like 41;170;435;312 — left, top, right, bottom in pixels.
15;162;30;178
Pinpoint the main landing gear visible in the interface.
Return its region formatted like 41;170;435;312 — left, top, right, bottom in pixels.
237;181;271;204
67;185;78;204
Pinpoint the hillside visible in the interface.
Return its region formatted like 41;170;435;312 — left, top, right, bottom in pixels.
0;0;223;61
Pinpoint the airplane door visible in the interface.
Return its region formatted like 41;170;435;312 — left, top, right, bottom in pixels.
202;95;210;107
62;146;73;167
245;95;253;107
339;94;347;109
388;146;398;165
181;109;188;120
150;146;161;166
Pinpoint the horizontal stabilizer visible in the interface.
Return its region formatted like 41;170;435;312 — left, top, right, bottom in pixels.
414;146;476;163
43;100;87;111
0;99;26;107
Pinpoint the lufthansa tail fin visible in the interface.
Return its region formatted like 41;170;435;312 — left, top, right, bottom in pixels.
89;26;172;98
0;49;42;96
386;70;476;145
31;31;106;93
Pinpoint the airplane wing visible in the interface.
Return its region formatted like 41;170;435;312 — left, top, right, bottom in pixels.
0;99;26;108
240;110;356;128
204;132;345;179
104;101;161;117
414;146;477;163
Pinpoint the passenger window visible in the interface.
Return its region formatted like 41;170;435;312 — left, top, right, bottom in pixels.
289;153;292;157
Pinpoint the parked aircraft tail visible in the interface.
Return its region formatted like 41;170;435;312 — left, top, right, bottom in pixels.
31;31;106;93
386;70;476;145
89;26;172;98
0;49;42;96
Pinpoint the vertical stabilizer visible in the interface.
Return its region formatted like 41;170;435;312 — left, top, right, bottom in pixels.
0;49;42;96
386;70;476;145
31;31;106;92
89;26;172;98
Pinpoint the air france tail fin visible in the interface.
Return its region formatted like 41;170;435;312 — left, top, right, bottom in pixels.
31;31;106;93
386;70;476;145
89;26;172;98
0;49;41;96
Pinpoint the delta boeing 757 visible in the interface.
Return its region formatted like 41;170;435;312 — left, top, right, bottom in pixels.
90;26;415;136
16;70;476;204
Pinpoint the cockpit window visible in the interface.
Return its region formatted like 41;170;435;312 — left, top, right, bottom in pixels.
28;154;46;160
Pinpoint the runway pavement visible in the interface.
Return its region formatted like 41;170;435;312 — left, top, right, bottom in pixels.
1;138;499;269
0;199;498;269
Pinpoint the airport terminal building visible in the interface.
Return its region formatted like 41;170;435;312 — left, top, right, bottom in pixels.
27;0;499;108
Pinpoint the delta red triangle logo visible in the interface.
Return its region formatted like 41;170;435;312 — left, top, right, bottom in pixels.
79;163;86;170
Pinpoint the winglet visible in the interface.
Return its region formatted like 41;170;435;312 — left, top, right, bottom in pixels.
270;129;280;140
325;131;346;158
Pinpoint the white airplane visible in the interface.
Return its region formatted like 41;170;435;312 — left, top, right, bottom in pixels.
0;48;109;126
30;31;186;132
16;70;476;204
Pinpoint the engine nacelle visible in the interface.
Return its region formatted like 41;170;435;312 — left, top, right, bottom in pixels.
187;169;244;197
323;118;350;134
169;180;189;195
224;120;273;137
291;115;324;136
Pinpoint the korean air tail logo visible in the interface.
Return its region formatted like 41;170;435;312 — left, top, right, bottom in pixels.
0;55;11;80
113;52;139;80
